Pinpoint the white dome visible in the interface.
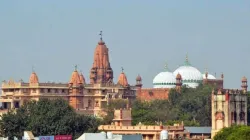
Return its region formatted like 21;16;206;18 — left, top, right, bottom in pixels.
173;58;202;88
203;73;216;79
153;71;176;88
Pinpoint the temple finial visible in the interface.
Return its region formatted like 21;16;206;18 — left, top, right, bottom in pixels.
184;53;191;66
186;53;188;62
205;67;208;73
75;65;77;71
99;31;103;41
121;67;124;73
164;62;168;71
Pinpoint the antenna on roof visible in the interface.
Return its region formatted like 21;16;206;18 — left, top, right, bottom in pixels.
75;65;77;71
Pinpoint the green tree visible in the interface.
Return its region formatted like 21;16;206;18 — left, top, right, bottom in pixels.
0;98;100;139
214;125;250;140
131;84;214;126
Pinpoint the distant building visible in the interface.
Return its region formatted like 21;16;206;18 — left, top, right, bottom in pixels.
137;55;225;101
0;32;137;116
211;78;248;138
99;108;211;140
76;132;142;140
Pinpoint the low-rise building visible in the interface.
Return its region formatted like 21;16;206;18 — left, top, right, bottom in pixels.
99;108;211;140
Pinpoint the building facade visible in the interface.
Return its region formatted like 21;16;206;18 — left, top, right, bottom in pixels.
211;77;248;138
0;33;137;116
99;108;211;140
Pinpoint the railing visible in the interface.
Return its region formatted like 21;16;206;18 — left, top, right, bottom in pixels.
98;125;185;131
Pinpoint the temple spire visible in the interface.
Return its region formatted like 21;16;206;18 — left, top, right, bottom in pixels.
121;67;124;73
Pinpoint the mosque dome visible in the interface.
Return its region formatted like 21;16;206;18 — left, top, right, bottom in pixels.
153;64;176;88
173;55;202;88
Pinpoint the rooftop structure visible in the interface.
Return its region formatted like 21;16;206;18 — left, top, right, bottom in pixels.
99;108;211;140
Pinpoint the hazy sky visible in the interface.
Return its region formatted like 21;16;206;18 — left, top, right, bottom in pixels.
0;1;249;89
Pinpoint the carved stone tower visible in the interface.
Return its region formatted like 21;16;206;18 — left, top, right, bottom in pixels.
211;88;248;138
90;31;113;84
69;66;84;109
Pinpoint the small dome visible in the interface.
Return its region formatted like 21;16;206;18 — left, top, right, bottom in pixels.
79;72;86;84
242;76;247;82
69;70;81;85
153;71;176;88
117;72;128;86
29;72;39;84
173;55;202;88
136;74;142;81
203;73;216;79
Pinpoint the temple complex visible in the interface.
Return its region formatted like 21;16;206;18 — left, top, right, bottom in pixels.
0;31;137;116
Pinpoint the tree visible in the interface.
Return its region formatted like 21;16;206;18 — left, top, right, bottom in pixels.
131;84;214;126
213;125;250;140
0;98;100;139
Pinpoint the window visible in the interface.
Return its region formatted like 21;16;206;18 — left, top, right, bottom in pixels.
48;89;51;93
95;101;99;107
23;89;27;93
40;89;44;93
88;100;92;107
240;112;245;121
32;89;36;93
62;89;65;93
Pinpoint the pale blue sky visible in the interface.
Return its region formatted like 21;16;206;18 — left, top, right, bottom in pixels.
0;0;250;88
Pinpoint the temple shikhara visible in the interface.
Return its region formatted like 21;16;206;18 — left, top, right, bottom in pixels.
0;31;137;116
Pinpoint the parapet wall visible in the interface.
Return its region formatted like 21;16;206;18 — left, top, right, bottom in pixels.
137;88;170;101
98;125;184;131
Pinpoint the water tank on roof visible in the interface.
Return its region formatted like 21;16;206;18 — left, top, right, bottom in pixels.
100;131;106;138
107;132;113;139
160;130;168;140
